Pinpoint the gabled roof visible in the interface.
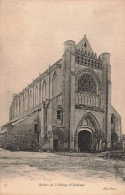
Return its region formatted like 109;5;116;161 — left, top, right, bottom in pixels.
76;34;94;54
111;106;121;119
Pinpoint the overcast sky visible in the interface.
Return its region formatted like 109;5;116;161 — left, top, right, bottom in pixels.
0;0;125;133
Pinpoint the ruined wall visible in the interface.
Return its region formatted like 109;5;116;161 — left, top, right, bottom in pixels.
111;106;122;140
9;112;40;150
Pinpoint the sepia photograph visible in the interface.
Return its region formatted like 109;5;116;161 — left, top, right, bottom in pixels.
0;0;125;194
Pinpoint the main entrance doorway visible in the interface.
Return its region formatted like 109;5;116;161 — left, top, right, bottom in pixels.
78;130;92;152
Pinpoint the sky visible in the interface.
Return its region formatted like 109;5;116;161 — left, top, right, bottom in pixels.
0;0;125;132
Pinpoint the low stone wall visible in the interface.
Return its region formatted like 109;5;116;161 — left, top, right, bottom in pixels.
103;150;125;159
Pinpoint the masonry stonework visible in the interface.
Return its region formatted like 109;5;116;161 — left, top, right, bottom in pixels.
0;35;122;152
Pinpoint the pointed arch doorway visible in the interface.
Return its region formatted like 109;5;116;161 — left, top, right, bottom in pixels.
78;129;92;152
75;112;101;152
53;128;64;151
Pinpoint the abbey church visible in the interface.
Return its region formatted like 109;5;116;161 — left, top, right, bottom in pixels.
0;35;122;152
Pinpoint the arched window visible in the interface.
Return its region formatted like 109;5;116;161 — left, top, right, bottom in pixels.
24;93;28;111
17;99;19;115
13;101;16;117
35;85;38;106
40;81;42;103
16;101;18;115
9;105;13;120
42;80;46;101
111;114;115;124
57;109;61;119
78;73;97;95
20;96;23;113
11;103;14;119
52;71;57;97
111;114;115;130
29;89;33;108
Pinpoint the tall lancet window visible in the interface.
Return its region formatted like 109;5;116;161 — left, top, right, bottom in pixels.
52;71;57;97
78;73;97;95
40;81;42;103
13;101;16;117
16;100;18;115
11;103;14;119
29;89;33;108
20;96;24;113
42;80;46;101
35;85;39;106
111;114;115;130
24;93;26;111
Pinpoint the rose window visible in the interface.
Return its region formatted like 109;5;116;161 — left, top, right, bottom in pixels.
78;73;97;94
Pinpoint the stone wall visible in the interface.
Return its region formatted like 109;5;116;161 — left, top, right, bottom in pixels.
9;60;63;121
9;112;40;150
1;35;122;152
111;106;122;140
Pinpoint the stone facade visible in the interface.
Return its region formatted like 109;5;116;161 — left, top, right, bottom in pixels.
122;134;125;150
0;35;122;152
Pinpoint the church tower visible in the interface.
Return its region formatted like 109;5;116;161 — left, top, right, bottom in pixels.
62;40;76;150
61;35;112;152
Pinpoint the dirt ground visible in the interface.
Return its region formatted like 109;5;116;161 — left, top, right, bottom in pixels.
0;148;125;195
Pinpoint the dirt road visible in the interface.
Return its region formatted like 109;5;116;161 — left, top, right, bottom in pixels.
0;148;125;195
